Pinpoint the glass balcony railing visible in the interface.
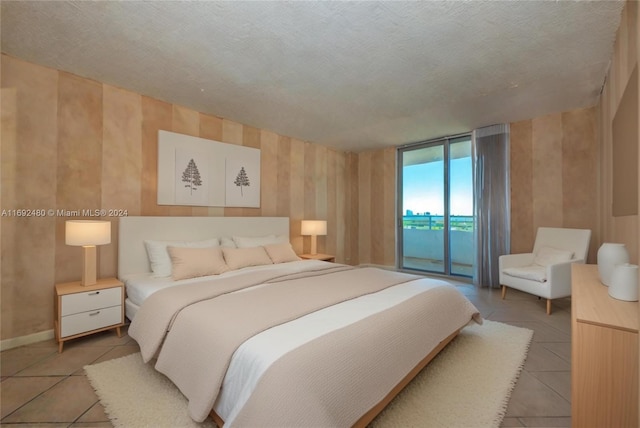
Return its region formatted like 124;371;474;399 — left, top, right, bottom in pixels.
402;215;474;277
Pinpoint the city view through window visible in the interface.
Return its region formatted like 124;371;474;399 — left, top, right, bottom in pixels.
402;155;474;230
400;138;474;277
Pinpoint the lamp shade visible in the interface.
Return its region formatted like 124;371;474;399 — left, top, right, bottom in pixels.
65;220;111;246
301;220;327;236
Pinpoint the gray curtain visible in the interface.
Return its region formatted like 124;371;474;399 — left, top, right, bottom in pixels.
472;124;510;288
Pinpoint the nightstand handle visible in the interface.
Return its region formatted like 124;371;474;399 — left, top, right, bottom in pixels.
89;311;100;316
88;291;100;296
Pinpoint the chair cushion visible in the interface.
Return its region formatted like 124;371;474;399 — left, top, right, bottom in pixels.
534;246;573;267
503;265;547;282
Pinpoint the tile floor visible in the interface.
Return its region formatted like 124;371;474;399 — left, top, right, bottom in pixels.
1;285;571;427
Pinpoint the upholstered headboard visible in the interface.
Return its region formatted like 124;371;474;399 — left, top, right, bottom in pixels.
117;216;290;278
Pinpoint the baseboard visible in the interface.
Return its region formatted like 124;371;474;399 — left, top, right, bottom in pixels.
0;329;54;351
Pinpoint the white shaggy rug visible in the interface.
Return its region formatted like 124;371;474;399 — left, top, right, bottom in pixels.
84;320;532;428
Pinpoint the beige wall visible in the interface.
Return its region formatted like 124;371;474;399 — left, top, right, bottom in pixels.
355;147;397;267
598;0;639;264
0;54;354;341
510;108;599;261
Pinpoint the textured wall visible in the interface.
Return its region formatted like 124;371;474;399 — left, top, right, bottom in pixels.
510;108;598;260
356;148;396;267
1;54;353;341
598;0;639;264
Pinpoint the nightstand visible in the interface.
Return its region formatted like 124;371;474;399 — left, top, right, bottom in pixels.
54;277;125;353
299;253;335;262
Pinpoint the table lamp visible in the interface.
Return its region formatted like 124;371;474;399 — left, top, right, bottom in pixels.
301;220;327;255
65;220;111;286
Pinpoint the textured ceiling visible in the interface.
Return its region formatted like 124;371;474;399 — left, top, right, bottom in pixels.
1;1;624;152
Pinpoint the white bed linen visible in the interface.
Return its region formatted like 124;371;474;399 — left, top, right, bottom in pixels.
215;276;459;426
122;259;329;308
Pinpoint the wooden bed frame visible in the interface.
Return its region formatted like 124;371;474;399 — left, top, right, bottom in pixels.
209;328;461;427
353;328;461;427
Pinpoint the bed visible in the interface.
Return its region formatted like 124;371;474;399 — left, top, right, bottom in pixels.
119;216;481;427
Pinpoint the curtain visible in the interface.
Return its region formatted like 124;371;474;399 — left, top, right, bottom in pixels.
472;124;510;288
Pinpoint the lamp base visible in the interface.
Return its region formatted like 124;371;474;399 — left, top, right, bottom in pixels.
310;235;318;255
81;245;97;286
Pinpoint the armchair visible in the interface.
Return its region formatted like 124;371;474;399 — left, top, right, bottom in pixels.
499;227;591;314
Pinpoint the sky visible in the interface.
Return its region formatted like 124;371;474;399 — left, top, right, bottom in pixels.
403;156;473;216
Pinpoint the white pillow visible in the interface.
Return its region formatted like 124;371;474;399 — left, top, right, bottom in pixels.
233;234;288;248
219;237;236;248
222;246;273;270
534;246;574;267
144;238;219;277
167;246;229;280
264;242;301;264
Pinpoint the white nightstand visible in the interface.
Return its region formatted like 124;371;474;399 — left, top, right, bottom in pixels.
54;277;125;353
299;253;335;262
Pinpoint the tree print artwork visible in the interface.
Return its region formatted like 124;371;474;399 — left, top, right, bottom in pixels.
161;132;260;207
234;166;250;196
225;156;259;207
182;158;203;195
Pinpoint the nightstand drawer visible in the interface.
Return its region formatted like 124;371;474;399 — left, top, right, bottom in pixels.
60;305;122;337
61;287;122;316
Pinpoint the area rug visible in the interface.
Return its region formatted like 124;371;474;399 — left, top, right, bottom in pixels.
84;320;532;428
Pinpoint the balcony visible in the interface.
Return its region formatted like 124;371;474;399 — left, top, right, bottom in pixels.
402;216;474;277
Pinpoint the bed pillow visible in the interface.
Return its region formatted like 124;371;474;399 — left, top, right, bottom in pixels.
167;246;229;281
534;246;574;267
223;246;273;270
233;234;289;248
219;237;236;248
264;242;301;264
144;238;219;277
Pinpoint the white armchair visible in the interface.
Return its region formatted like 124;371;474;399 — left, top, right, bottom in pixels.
499;227;591;314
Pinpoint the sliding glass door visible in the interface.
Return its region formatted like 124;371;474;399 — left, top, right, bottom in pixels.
398;135;474;277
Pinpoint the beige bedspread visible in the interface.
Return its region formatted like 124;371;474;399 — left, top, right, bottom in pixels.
130;265;481;425
129;263;351;362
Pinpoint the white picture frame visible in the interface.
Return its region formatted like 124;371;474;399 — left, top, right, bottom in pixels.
157;130;260;207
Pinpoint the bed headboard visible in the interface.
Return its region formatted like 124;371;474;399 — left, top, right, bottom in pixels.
118;216;290;278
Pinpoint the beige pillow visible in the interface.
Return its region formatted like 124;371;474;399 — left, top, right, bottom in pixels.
264;242;301;264
167;246;229;281
223;246;273;270
144;238;219;277
233;234;289;248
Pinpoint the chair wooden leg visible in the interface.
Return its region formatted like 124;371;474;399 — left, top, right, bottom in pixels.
501;285;507;300
546;299;552;315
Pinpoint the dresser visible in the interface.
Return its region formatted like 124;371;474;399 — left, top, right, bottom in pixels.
54;277;125;353
571;264;638;427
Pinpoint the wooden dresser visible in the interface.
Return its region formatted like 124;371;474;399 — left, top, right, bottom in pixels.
571;264;639;427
